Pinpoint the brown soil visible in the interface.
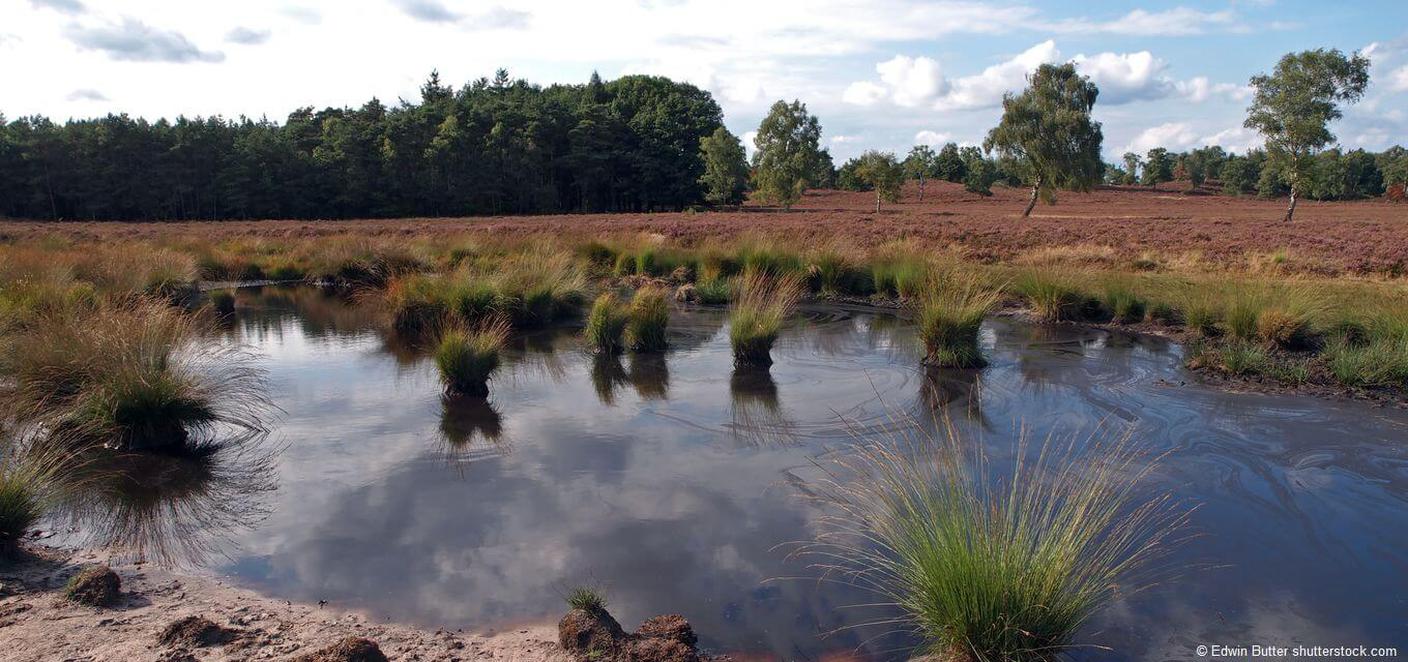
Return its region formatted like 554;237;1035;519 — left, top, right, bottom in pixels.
3;182;1405;276
0;544;570;662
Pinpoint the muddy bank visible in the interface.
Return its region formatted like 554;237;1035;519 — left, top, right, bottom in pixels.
0;544;570;661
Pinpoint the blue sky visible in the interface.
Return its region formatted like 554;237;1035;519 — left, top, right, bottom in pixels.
3;0;1405;161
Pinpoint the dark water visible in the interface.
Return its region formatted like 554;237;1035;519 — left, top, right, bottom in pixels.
76;286;1408;659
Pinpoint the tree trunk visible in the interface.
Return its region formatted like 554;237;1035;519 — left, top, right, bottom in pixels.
1022;182;1039;217
875;191;881;214
918;175;925;202
1284;186;1297;222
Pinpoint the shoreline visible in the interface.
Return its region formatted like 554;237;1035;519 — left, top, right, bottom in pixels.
0;542;570;661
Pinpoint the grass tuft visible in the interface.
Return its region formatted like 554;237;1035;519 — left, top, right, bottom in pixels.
583;293;629;355
800;418;1190;661
434;319;511;397
625;287;670;352
565;585;608;613
729;270;802;367
914;271;1000;368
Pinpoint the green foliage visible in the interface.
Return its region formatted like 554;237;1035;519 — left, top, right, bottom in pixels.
583;293;628;354
960;146;996;196
805;422;1188;661
625;287;670;352
1103;287;1146;324
985;63;1104;215
1141;148;1173;187
1245;48;1370;218
694;277;732;305
0;464;43;548
751;100;823;209
0;71;726;219
855;150;905;211
1324;336;1408;387
698;127;749;206
1015;273;1083;322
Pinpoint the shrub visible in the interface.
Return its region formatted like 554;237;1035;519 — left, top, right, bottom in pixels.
914;271;1000;368
434;319;511;397
583;293;628;355
625;287;670;352
729;270;802;367
801;420;1188;661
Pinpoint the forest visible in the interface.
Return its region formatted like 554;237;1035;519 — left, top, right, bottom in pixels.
0;70;726;220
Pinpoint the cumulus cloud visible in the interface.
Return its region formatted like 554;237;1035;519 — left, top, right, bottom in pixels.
1123;122;1264;155
847;41;1251;111
1390;65;1408;93
29;0;84;15
279;6;322;25
915;130;952;146
934;40;1059;110
65;18;225;63
225;27;270;45
389;1;528;29
875;55;946;107
471;6;531;30
65;88;106;101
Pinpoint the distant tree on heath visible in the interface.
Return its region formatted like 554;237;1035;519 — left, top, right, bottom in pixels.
960;146;996;196
751;99;822;210
836;157;869;191
935;142;966;182
1245;48;1370;220
904;145;937;200
1221;157;1256;196
697;127;749;205
985;63;1104;217
1121;152;1142;185
1142;148;1173;187
856;150;905;212
810;148;837;189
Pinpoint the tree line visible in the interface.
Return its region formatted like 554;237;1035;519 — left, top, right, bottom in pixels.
0;70;730;220
3;49;1404;222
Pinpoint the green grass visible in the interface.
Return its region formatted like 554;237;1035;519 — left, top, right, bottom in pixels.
1325;336;1408;387
1014;272;1084;322
729;270;801;367
693;277;732;305
435;320;510;397
565;585;608;613
625;287;669;352
914;271;1001;368
583;293;629;355
1102;287;1146;324
871;259;927;299
802;420;1188;661
808;251;875;297
0;464;43;549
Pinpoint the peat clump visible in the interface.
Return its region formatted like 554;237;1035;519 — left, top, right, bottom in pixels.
292;636;389;662
157;615;242;648
559;607;706;662
63;564;121;607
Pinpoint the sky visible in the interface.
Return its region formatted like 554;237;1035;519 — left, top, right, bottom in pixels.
3;0;1407;161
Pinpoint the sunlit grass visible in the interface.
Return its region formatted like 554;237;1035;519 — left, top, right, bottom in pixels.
435;319;511;397
729;270;801;367
914;270;1001;368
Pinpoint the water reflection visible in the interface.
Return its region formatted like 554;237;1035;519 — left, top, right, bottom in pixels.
51;440;278;567
160;287;1408;660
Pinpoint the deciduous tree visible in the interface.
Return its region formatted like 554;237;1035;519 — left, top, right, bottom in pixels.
751;99;821;210
856;150;904;212
697;127;748;206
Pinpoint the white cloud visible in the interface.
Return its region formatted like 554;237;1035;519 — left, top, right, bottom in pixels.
1201;126;1263;153
875;55;946;107
1123;122;1200;154
935;39;1060;110
1174;76;1252;103
829;135;861;144
1390;65;1408;93
841;81;886;106
1072;50;1170;104
1050;8;1241;36
914;130;952;146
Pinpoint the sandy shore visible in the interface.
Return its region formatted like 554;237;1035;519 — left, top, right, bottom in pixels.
0;544;570;661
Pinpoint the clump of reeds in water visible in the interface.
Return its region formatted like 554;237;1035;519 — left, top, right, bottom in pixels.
1;299;272;455
728;270;801;367
583;292;629;355
798;417;1190;662
435;318;511;397
914;270;1001;368
625;286;669;352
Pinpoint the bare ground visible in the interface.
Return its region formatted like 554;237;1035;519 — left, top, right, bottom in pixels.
0;544;569;662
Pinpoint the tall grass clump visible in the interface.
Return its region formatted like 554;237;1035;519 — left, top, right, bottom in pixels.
435;319;511;396
1101;286;1146;324
800;418;1189;661
0;451;48;550
1;300;273;454
583;293;629;355
914;272;1001;368
565;585;608;613
1014;272;1083;323
1324;335;1408;388
625;287;670;352
384;274;449;335
729;270;802;367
